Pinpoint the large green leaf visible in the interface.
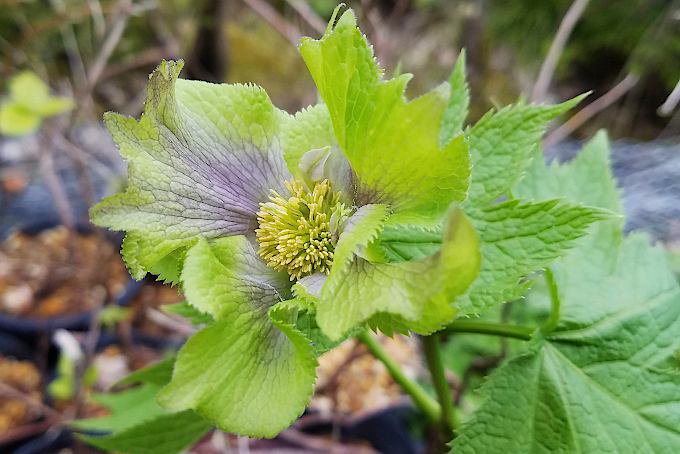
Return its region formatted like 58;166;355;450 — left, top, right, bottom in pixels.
455;132;680;452
158;237;317;437
453;235;680;453
300;9;471;224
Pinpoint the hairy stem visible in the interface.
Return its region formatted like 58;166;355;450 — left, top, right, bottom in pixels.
542;267;561;334
422;333;459;441
356;331;441;423
444;320;534;341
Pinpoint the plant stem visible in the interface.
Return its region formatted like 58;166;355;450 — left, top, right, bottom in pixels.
356;331;441;423
542;267;561;334
444;320;534;341
422;333;459;441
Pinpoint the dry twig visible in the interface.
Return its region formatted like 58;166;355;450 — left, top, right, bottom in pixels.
544;73;639;147
531;0;590;102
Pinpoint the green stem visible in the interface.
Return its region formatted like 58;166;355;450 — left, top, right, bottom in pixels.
444;320;534;341
422;333;459;441
356;331;441;423
542;267;561;334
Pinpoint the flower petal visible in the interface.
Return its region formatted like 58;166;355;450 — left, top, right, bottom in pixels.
158;237;316;437
317;206;480;340
91;61;292;275
282;103;354;200
299;11;470;223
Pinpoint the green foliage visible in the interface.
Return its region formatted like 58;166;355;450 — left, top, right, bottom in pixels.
48;354;96;401
452;132;680;452
74;359;211;454
0;71;73;136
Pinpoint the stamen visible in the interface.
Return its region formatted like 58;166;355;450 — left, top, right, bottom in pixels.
256;179;349;280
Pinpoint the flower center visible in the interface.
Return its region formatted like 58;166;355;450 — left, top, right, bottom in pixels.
256;179;349;280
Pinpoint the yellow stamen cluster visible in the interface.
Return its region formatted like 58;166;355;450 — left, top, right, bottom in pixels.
256;179;347;280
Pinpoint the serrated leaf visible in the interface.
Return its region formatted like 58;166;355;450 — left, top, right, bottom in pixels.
457;199;611;316
455;133;680;452
158;237;316;437
439;49;469;147
300;10;471;223
454;236;680;453
463;95;586;207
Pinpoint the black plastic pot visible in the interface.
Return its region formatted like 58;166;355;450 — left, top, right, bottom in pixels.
300;404;423;454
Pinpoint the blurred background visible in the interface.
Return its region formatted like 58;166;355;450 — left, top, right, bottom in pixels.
0;1;678;453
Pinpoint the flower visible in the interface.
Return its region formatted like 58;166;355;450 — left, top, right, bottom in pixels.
91;8;480;438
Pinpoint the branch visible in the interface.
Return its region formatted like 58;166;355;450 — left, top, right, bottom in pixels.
544;73;639;147
531;0;590;102
241;0;300;46
284;0;326;34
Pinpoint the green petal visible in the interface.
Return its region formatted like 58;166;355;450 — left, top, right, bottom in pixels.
158;237;316;437
91;60;293;277
299;10;471;222
318;206;480;340
282;103;354;199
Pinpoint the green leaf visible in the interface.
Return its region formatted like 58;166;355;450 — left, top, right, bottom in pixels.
318;206;480;339
162;301;213;325
6;71;73;118
453;237;680;452
90;60;294;278
32;97;74;116
9;71;51;108
158;237;317;437
439;49;469;147
300;10;471;223
116;356;176;387
0;102;41;136
464;95;586;207
457;199;612;316
75;384;168;433
455;132;680;452
81;410;210;454
75;362;210;454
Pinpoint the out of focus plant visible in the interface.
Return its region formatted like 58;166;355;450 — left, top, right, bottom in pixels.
0;71;73;136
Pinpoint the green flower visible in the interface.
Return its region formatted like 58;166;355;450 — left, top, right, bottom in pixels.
91;8;479;437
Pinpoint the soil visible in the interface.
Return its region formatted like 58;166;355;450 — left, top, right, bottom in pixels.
0;227;128;318
0;356;41;435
